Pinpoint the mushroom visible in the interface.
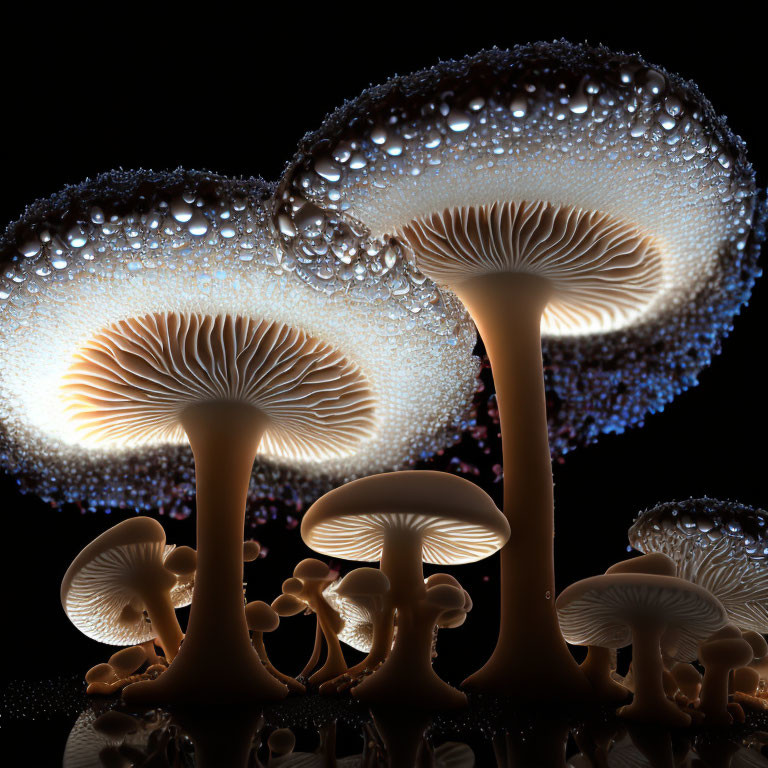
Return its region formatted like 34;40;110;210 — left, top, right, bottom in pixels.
302;470;508;708
670;662;702;705
0;169;479;705
698;624;755;725
557;553;727;726
629;498;768;634
272;42;763;699
322;567;392;681
244;540;261;562
61;517;188;666
284;559;347;686
245;600;304;694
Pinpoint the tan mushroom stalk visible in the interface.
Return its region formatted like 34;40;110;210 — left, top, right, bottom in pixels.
322;567;393;685
283;560;347;685
578;645;630;706
61;517;189;667
274;43;762;700
301;470;509;709
245;600;305;694
557;553;727;727
271;592;320;680
698;624;755;725
0;170;478;706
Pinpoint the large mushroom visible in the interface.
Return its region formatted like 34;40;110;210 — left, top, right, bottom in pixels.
272;41;763;698
557;553;727;726
61;517;187;664
301;470;509;708
0;169;478;704
629;498;768;634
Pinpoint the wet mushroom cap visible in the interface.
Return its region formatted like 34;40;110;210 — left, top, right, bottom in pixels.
301;470;510;565
273;41;764;457
61;516;178;646
556;572;727;662
629;498;768;632
0;169;478;515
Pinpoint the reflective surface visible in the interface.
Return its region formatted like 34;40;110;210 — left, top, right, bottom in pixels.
3;677;768;767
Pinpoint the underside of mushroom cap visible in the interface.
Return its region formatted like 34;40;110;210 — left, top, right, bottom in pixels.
323;578;376;653
629;498;768;633
0;169;479;516
61;516;170;645
301;470;510;564
556;572;727;662
274;40;765;457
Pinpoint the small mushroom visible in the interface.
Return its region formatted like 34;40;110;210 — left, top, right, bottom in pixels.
61;517;188;664
698;624;755;725
245;600;304;694
734;667;761;697
557;553;727;727
671;662;702;705
244;540;261;562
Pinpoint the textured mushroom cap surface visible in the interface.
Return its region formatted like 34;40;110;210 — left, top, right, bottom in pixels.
61;517;175;645
556;572;727;662
0;169;478;515
273;41;764;458
301;470;510;565
323;578;377;653
245;601;280;632
629;498;768;633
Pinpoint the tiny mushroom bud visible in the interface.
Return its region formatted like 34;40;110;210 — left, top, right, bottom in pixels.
671;662;702;703
164;546;197;577
243;541;261;562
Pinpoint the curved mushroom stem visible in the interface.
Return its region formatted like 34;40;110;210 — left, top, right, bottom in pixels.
353;597;466;709
251;632;305;694
308;592;348;686
140;586;184;663
700;662;735;726
618;624;690;727
350;606;396;678
124;402;288;705
300;620;324;679
457;273;591;701
581;646;631;705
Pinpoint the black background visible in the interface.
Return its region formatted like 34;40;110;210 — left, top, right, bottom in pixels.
1;7;766;761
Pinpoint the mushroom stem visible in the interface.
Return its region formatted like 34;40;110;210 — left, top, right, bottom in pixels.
124;402;288;705
580;646;630;705
380;528;426;609
251;633;305;694
139;586;184;662
309;593;348;685
457;273;590;700
300;620;324;679
618;624;690;727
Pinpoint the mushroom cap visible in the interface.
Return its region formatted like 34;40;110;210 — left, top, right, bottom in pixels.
293;558;335;583
243;540;261;562
742;630;768;660
271;593;306;617
629;498;768;632
556;572;727;662
107;646;147;677
0;169;478;516
164;545;196;576
337;567;390;598
273;42;764;459
323;577;377;653
301;470;509;565
606;552;676;577
670;661;702;688
61;516;180;646
699;636;754;669
245;600;280;633
282;577;304;595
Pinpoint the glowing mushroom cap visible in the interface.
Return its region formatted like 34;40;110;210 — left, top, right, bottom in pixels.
61;517;182;646
273;41;764;457
301;470;509;565
629;498;768;632
0;169;478;516
556;571;727;662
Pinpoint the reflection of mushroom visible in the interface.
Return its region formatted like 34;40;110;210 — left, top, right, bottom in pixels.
61;517;187;664
302;470;508;706
274;42;763;699
698;624;754;725
323;568;392;679
629;498;768;634
557;553;726;726
245;600;304;694
0;169;478;706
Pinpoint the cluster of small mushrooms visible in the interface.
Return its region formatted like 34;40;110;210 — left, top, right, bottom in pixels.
1;40;766;727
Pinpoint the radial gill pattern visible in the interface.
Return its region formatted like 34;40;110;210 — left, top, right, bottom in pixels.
273;40;764;456
304;511;507;565
0;169;478;516
629;498;768;633
62;312;375;460
399;201;662;335
323;579;375;653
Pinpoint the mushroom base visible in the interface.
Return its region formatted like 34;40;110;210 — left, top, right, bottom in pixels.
124;402;288;705
453;273;591;701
